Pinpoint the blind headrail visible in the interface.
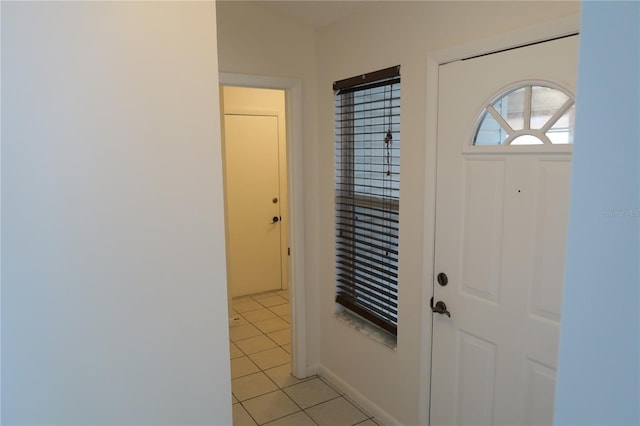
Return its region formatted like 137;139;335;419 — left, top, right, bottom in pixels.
333;65;400;92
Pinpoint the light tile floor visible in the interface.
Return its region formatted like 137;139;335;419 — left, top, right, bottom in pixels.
230;290;380;426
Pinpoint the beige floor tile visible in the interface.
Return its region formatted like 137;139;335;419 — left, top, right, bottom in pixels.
251;291;280;300
319;376;345;396
233;394;239;404
249;346;290;370
305;397;368;426
232;371;279;401
230;342;245;359
256;294;288;307
254;317;289;334
231;356;260;379
263;364;306;388
267;329;291;346
229;324;263;342
233;403;257;426
242;308;278;323
279;313;291;323
233;298;265;313
282;344;291;354
242;390;300;425
275;290;290;300
229;316;250;328
283;378;340;409
354;419;379;426
264;411;316;426
268;303;290;317
235;334;278;355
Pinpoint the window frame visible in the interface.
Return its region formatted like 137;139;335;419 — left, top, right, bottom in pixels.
334;65;401;336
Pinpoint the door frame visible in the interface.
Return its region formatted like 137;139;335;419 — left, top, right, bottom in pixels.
418;15;580;425
219;73;308;379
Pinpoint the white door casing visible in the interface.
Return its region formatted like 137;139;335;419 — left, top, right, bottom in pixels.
430;36;578;426
223;114;283;297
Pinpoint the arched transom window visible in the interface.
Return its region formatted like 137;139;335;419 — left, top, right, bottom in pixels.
473;84;575;146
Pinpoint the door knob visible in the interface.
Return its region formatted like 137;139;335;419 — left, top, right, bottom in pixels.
431;300;451;318
270;216;280;224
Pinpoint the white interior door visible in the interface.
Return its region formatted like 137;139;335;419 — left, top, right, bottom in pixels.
224;114;283;297
430;36;578;426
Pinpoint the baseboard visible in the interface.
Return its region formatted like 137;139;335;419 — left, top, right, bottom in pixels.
315;365;402;426
305;362;322;377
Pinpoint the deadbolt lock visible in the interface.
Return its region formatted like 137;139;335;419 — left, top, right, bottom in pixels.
437;272;448;286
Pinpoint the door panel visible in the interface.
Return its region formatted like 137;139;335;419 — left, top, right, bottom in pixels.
431;36;578;426
457;330;497;426
524;358;557;426
531;160;571;321
461;159;505;303
224;114;282;297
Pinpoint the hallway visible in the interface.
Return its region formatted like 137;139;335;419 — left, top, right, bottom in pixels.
229;291;379;425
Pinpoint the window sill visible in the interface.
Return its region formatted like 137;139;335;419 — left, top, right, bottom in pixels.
335;308;397;350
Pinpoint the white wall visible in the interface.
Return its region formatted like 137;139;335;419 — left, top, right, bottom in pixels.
1;2;231;424
555;2;640;424
315;2;580;424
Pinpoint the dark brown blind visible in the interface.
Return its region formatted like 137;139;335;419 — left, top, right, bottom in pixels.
334;66;401;336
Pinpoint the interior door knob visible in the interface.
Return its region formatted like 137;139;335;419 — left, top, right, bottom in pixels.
432;300;451;318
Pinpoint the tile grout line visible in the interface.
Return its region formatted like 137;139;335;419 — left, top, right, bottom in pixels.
237;399;260;426
317;375;346;396
232;290;377;426
232;292;297;424
245;293;305;425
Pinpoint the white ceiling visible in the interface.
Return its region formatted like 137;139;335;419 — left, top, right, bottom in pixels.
250;1;366;29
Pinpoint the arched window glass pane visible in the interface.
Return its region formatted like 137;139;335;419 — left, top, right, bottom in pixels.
475;111;508;145
546;104;576;144
531;86;570;129
511;135;544;145
473;84;575;147
492;87;526;130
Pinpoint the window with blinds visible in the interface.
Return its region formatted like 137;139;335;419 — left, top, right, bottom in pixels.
334;66;401;336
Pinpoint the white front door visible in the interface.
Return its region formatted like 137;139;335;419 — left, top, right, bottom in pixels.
223;114;283;297
430;36;578;425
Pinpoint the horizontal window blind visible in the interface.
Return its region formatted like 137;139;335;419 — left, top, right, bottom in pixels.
334;66;401;336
